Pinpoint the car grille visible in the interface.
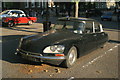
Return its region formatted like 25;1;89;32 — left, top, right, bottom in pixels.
19;49;42;56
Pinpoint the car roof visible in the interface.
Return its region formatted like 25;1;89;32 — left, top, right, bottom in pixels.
58;17;95;22
4;10;23;12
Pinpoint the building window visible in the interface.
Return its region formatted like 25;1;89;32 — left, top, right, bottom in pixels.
3;2;6;8
31;0;35;8
44;2;47;8
97;3;100;8
25;0;29;8
41;0;44;8
0;1;1;7
37;0;41;7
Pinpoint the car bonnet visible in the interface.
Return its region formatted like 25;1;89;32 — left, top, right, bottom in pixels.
20;29;80;53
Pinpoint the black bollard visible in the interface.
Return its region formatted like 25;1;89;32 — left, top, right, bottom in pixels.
43;21;51;32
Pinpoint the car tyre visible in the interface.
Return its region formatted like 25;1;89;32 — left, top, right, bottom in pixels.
28;20;33;25
62;46;77;68
7;21;15;27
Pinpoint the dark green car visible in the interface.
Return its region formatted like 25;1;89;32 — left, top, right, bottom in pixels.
15;17;108;68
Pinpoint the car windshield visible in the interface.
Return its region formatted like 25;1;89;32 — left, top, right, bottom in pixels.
53;21;84;33
53;21;65;30
0;10;9;15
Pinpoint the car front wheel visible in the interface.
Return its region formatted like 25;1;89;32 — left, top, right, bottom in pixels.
28;20;33;25
7;21;15;27
62;46;77;68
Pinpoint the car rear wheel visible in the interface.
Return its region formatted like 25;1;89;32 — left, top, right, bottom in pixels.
28;20;33;25
62;46;77;68
7;21;14;27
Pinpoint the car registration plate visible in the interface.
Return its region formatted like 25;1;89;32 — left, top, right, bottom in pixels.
21;54;41;62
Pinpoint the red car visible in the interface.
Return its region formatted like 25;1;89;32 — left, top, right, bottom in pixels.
1;10;37;27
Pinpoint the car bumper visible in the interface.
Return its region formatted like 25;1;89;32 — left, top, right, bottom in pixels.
2;22;8;25
2;22;8;27
15;51;66;65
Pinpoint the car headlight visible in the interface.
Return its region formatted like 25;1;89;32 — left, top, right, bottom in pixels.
43;45;65;53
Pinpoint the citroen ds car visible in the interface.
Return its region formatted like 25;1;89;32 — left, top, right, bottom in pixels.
15;17;108;68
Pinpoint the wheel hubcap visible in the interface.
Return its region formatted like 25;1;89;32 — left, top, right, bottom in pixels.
29;21;32;24
9;22;13;27
10;23;13;26
69;50;76;65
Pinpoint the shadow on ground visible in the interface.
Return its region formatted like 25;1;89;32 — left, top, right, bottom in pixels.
2;26;42;34
2;35;43;66
108;40;120;44
2;35;25;42
2;35;120;67
104;28;120;32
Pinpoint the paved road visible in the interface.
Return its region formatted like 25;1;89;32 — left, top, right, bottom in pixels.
1;17;120;79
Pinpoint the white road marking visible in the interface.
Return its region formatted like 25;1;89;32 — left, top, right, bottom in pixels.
82;44;119;68
108;48;113;51
113;45;118;48
68;77;75;80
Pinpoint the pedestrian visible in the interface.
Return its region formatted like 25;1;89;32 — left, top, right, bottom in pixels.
29;9;32;17
41;10;44;18
86;10;89;18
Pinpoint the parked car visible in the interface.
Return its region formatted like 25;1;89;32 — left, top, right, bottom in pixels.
117;9;120;21
0;10;25;18
86;9;102;17
1;10;37;27
15;17;108;68
101;12;113;21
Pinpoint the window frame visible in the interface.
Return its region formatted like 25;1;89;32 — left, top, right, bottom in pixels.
25;0;29;8
84;21;94;34
94;21;103;33
37;0;41;7
31;0;35;8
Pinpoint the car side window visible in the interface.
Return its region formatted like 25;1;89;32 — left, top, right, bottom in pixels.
84;21;93;33
94;22;101;32
18;14;26;17
10;11;18;17
73;22;85;34
66;22;74;29
10;11;26;17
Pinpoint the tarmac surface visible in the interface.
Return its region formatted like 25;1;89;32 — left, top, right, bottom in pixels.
0;16;120;79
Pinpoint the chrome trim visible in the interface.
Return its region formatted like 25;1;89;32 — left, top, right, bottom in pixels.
20;52;65;60
18;49;66;60
19;49;41;55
